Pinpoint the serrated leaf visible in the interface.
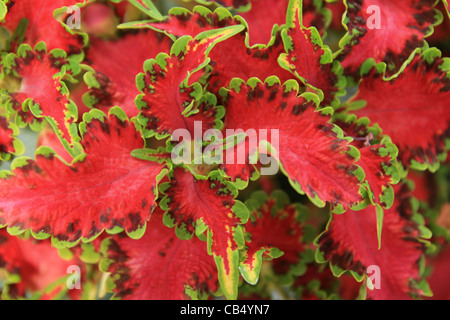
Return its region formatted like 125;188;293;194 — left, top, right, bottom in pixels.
316;183;431;299
337;0;442;77
279;0;345;107
1;43;81;155
83;30;172;117
345;48;450;171
222;77;365;209
136;25;244;138
333;114;399;208
101;210;219;300
240;191;306;285
159;167;248;299
0;110;168;246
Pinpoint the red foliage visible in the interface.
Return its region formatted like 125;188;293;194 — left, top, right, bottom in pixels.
0;0;448;301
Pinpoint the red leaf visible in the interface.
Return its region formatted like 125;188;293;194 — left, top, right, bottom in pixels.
2;43;80;149
160;168;248;299
279;0;345;107
316;183;430;300
101;209;218;300
222;77;364;209
84;31;172;117
2;0;86;54
337;0;442;77
0;230;79;299
345;49;450;170
334;114;400;207
240;191;305;284
135;26;244;138
0;109;168;245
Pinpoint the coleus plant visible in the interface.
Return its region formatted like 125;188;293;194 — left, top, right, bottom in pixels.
0;0;449;301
